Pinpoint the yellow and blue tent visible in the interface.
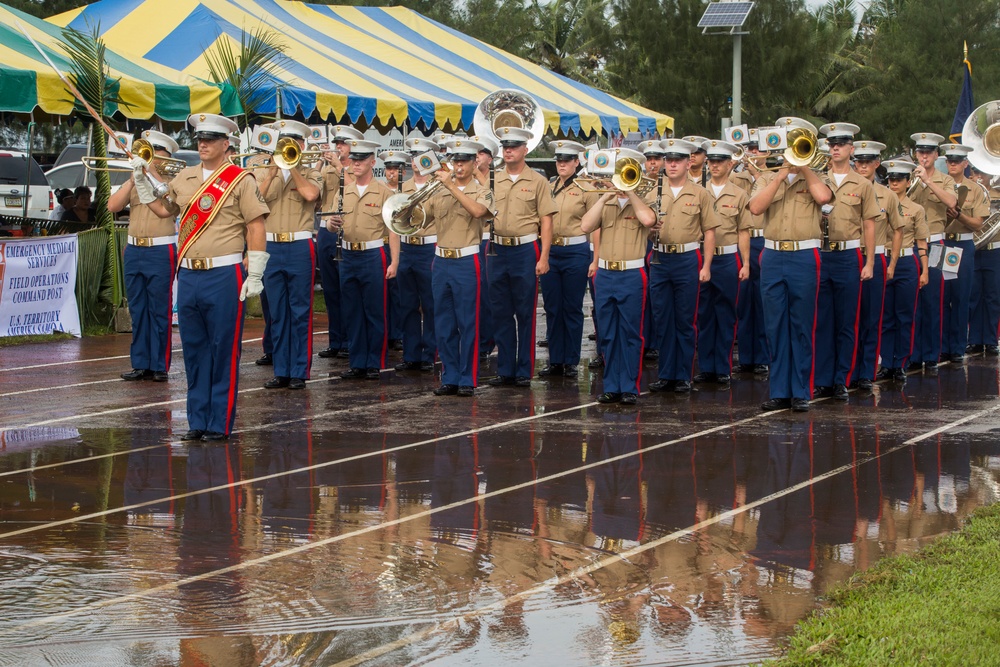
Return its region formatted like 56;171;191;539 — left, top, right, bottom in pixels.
0;3;240;120
49;0;672;137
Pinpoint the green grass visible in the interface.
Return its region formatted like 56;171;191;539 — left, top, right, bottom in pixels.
0;331;75;347
765;503;1000;666
245;291;327;318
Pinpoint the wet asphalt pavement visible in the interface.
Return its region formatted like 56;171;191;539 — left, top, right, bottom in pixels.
1;314;999;666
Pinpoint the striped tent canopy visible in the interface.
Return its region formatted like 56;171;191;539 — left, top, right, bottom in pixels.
50;0;672;137
0;3;240;120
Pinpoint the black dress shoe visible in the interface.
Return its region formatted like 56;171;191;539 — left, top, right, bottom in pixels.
341;367;367;379
181;429;205;441
563;365;578;377
597;392;622;403
336;348;350;358
693;372;717;383
948;354;965;364
753;364;769;376
121;368;152;381
587;332;597;341
457;386;475;397
420;361;434;371
588;357;604;369
648;379;675;392
255;353;273;366
987;345;1000;356
537;338;549;348
366;368;381;380
488;375;515;387
813;385;834;399
152;371;168;382
791;398;811;412
643;348;659;360
620;392;637;405
924;363;938;376
390;339;403;351
735;364;755;373
265;376;290;389
674;380;691;393
395;361;424;371
875;367;894;381
857;378;873;390
892;368;907;382
716;374;731;385
515;376;532;387
288;378;306;390
906;361;923;372
833;384;849;400
318;347;337;358
538;364;564;377
433;384;458;396
967;344;985;354
761;398;791;411
202;431;228;441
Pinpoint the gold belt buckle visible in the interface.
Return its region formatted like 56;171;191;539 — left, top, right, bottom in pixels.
828;241;838;251
441;248;459;259
553;237;566;246
500;236;515;246
136;237;152;247
349;242;363;251
665;244;678;253
277;232;292;243
191;258;207;270
607;260;623;271
778;241;794;252
946;233;957;241
714;247;724;256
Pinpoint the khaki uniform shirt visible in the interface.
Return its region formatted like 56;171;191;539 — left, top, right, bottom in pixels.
320;164;341;213
262;166;324;235
597;197;648;262
708;181;752;246
657;181;721;244
825;170;882;242
400;177;437;237
165;165;269;259
873;182;905;248
128;173;177;238
752;172;823;242
493;168;559;237
910;170;957;235
339;179;393;244
898;197;929;248
730;170;764;231
431;180;492;249
552;178;600;238
945;177;990;234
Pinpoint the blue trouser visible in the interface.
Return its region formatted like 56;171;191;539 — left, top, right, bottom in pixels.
316;226;346;349
339;246;388;369
737;236;768;366
488;242;539;378
177;265;246;435
259;288;273;355
398;242;436;364
593;268;647;394
263;238;315;379
854;252;886;382
387;273;402;341
650;250;701;382
942;238;976;356
912;240;943;364
433;253;481;386
697;252;740;376
589;271;605;358
970;247;1000;346
479;237;495;355
124;243;175;373
643;241;654;350
760;247;820;401
814;249;862;388
539;243;589;366
880;253;920;369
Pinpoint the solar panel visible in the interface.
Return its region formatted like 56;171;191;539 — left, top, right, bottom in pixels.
697;1;755;29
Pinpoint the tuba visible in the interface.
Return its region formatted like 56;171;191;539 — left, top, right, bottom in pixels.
962;101;1000;247
473;89;545;153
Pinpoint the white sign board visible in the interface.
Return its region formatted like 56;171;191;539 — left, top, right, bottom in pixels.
0;235;82;338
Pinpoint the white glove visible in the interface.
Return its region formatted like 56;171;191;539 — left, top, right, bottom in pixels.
131;157;157;205
239;250;270;302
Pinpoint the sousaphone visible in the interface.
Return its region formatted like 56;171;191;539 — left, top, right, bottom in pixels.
963;100;1000;247
473;89;545;153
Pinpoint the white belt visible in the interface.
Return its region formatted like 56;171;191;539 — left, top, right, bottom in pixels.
482;231;491;241
714;244;738;256
179;252;243;270
402;234;437;245
823;239;862;251
341;239;384;251
128;234;177;247
986;242;1000;251
900;248;914;257
765;239;823;251
493;233;538;246
946;232;974;241
553;235;588;246
436;244;480;259
266;231;312;242
599;258;645;271
862;244;886;256
655;241;700;254
929;233;944;242
748;229;765;238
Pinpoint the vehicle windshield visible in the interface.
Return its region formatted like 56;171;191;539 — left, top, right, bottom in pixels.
0;156;49;186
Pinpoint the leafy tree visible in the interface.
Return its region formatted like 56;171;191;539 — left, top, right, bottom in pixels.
525;0;613;89
6;0;98;18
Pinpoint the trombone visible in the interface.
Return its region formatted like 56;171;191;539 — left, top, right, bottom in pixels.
231;137;321;170
82;138;186;177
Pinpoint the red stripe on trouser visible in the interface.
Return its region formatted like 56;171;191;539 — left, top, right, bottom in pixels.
690;250;702;379
379;248;388;368
872;255;886;379
809;249;820;396
637;268;648;392
473;254;482;385
529;242;540;376
165;244;176;371
729;254;742;369
845;249;862;385
305;240;316;378
225;265;244;435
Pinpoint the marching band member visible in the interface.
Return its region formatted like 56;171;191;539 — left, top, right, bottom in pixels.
316;124;364;361
109;130;180;383
695;140;752;385
325;139;398;380
877;160;929;384
908;132;958;373
391;145;438;373
648;138;720;394
470;133;499;360
381;149;407;191
749;117;833;413
538;140;598;378
940;143;988;362
580;148;657;405
682;135;710;186
732;131;769;376
137;113;269;440
429;138;493;396
486;127;558;387
637;139;666;363
851;140;905;389
968;167;1000;356
256;120;323;390
813;123;881;401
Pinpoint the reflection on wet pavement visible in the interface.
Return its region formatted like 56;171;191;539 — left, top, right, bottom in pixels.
0;327;998;666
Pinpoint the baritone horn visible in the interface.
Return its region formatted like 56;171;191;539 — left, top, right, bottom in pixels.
82;138;186;177
382;154;451;235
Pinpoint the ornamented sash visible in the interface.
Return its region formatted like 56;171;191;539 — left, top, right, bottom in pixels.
176;163;250;268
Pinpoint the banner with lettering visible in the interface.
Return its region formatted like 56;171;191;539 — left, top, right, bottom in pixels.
0;234;81;338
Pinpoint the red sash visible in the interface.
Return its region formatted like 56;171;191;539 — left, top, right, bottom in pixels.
176;163;250;268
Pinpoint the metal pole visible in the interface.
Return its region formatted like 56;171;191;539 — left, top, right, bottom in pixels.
732;33;742;127
23;121;35;220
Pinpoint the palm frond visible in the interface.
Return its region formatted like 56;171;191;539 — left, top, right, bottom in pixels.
59;22;127;115
205;24;289;129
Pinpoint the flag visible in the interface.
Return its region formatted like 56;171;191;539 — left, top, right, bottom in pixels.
949;42;973;143
610;131;624;148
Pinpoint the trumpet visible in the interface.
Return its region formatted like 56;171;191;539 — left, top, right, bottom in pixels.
82;138;186;177
232;137;321;170
576;156;657;197
740;129;830;173
382;163;451;235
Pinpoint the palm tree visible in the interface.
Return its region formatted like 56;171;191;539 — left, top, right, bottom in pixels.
204;25;290;131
